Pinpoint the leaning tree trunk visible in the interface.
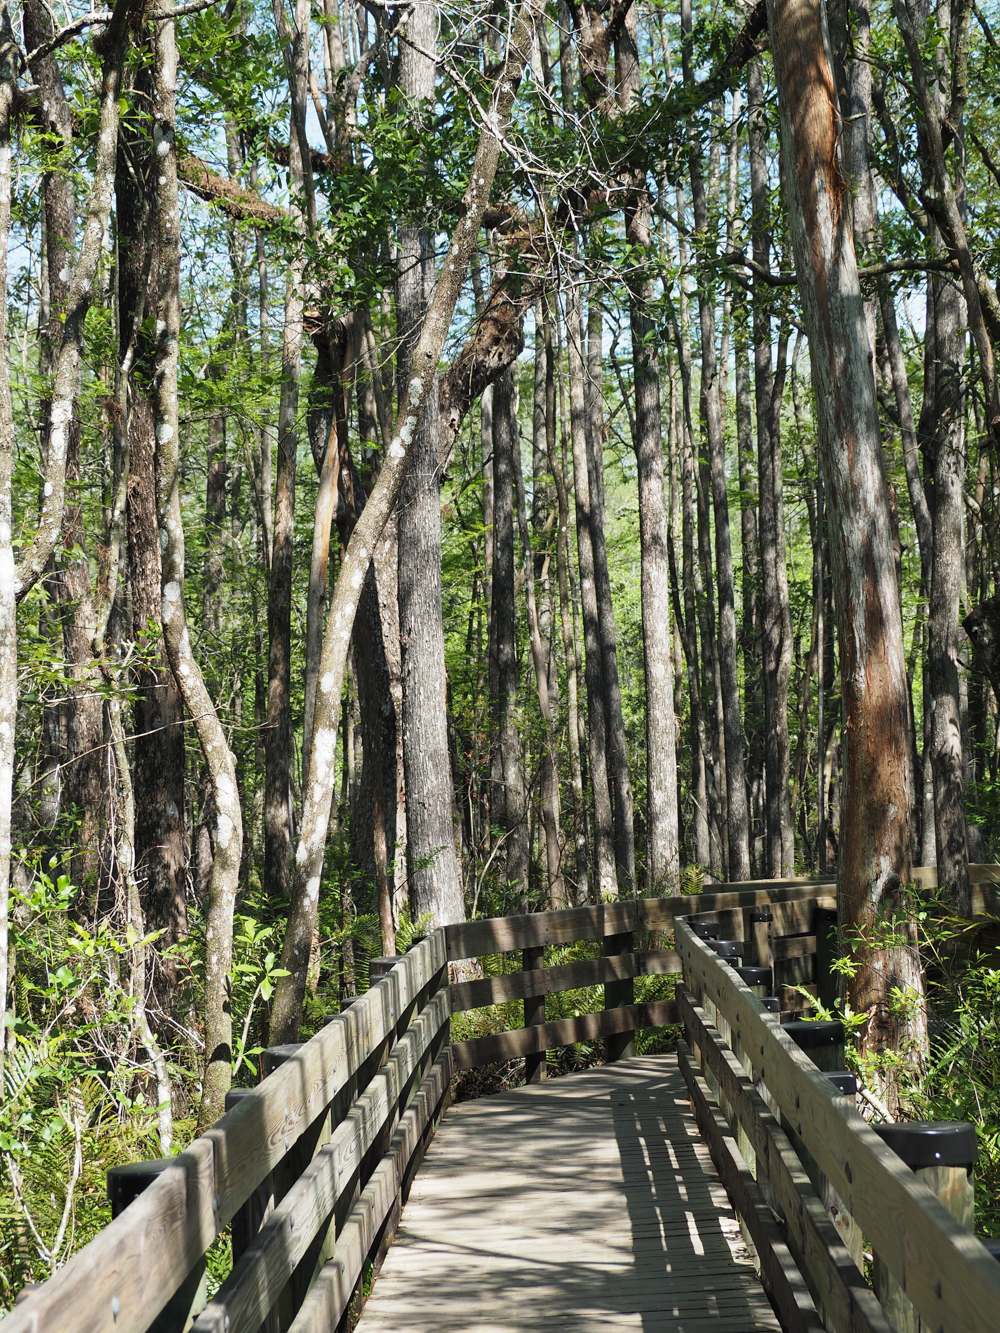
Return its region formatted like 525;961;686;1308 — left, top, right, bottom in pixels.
268;1;544;1041
151;0;243;1125
767;0;928;1096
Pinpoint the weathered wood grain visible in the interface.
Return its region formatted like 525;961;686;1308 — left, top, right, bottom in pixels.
677;921;1000;1333
772;934;817;962
450;1000;678;1071
354;1056;781;1333
449;949;682;1013
678;987;892;1333
286;1052;454;1333
677;1041;825;1333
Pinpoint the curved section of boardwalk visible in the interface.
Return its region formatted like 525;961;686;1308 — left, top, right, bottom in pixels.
356;1055;782;1333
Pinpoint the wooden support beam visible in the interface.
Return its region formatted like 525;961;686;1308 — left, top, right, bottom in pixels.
522;946;546;1083
450;999;677;1071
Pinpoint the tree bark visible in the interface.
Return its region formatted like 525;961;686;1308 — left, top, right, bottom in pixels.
151;0;243;1125
749;58;794;876
767;0;928;1091
567;277;617;898
682;1;750;880
269;2;543;1040
490;366;531;898
585;293;634;891
264;0;309;910
395;0;465;928
615;8;678;889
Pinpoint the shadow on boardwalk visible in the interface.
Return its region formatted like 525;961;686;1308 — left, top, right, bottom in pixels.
355;1055;781;1332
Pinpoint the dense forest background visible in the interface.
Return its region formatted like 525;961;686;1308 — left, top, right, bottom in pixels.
4;0;1000;1296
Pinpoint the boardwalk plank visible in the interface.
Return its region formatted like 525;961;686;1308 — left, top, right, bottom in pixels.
355;1056;782;1333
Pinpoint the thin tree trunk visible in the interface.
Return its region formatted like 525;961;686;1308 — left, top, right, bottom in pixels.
615;6;678;888
767;0;928;1093
749;58;794;877
0;53;15;1094
529;302;565;906
585;293;634;890
490;366;531;897
548;308;588;900
264;0;309;909
567;277;616;898
682;0;750;880
151;0;243;1124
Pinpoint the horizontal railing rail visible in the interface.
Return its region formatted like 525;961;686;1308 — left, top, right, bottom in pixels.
675;917;1000;1333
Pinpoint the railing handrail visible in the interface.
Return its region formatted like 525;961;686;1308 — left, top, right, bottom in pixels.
676;918;1000;1333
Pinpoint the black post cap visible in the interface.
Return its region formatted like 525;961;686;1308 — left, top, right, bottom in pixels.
708;939;746;959
690;920;720;941
736;966;773;989
107;1159;175;1218
783;1019;845;1050
761;997;781;1013
261;1043;303;1077
982;1238;1000;1261
224;1087;254;1112
750;908;773;923
873;1121;978;1171
824;1071;858;1097
368;957;399;978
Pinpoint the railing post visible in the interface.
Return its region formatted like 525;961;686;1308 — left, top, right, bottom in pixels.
872;1122;977;1333
523;945;546;1083
106;1160;208;1333
814;905;838;1010
604;905;635;1063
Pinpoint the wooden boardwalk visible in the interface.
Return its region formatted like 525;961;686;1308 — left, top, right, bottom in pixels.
356;1055;782;1333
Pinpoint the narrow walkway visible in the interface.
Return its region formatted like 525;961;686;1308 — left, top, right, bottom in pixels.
356;1055;782;1332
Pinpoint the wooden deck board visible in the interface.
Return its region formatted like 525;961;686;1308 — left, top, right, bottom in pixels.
355;1055;782;1333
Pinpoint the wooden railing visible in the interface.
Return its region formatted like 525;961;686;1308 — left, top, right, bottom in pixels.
444;878;838;1072
6;865;1000;1333
675;916;1000;1333
1;932;452;1333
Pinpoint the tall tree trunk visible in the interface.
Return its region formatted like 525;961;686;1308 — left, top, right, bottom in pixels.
530;302;565;906
151;0;243;1125
749;58;794;876
114;26;187;984
672;295;711;869
0;49;16;1093
490;366;531;897
682;0;750;880
767;0;928;1094
736;309;764;874
926;265;972;910
264;0;309;910
396;0;465;927
567;278;616;898
615;5;678;888
548;307;588;900
585;293;634;891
